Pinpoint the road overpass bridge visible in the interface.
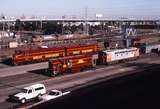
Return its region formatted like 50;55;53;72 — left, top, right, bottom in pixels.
0;18;159;25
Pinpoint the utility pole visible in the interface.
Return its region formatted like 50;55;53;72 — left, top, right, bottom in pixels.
62;16;65;35
2;20;5;32
84;7;88;36
158;20;160;33
0;15;6;49
40;20;43;31
2;15;5;35
40;16;44;32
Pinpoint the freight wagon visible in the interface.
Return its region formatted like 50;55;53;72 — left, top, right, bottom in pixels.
12;43;100;65
140;43;160;54
99;47;139;64
48;54;98;76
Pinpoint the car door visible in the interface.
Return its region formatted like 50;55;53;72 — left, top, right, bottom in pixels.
56;91;62;98
49;91;60;99
27;89;34;99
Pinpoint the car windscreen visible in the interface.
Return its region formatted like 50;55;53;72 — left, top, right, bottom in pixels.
21;89;28;93
48;91;57;95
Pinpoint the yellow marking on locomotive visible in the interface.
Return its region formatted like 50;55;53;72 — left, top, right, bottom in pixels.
82;49;93;53
28;50;64;55
45;53;60;58
77;59;85;64
73;51;80;54
63;64;67;68
33;56;42;60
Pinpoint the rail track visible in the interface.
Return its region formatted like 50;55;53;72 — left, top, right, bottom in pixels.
0;53;159;109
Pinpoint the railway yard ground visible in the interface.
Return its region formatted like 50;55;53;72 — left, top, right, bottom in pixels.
30;61;160;109
0;53;159;109
0;33;160;109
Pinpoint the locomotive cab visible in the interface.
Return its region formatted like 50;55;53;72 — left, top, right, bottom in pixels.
12;50;25;65
92;54;98;67
98;52;107;64
48;61;60;76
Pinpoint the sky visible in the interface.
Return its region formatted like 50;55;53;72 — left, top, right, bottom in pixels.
0;0;160;19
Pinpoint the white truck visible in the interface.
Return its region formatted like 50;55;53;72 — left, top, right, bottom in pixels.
12;84;46;103
39;90;70;101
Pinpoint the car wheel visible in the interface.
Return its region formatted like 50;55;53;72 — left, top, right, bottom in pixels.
38;94;42;98
21;98;26;104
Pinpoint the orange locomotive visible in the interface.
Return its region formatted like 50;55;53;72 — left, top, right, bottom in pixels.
48;54;98;76
12;43;100;65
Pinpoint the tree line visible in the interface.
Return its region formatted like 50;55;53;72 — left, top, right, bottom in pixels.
4;19;116;35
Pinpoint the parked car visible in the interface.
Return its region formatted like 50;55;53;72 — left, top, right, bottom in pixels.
39;90;70;101
11;84;46;103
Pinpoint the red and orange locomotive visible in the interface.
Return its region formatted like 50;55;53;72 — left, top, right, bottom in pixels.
48;54;98;76
12;43;100;65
